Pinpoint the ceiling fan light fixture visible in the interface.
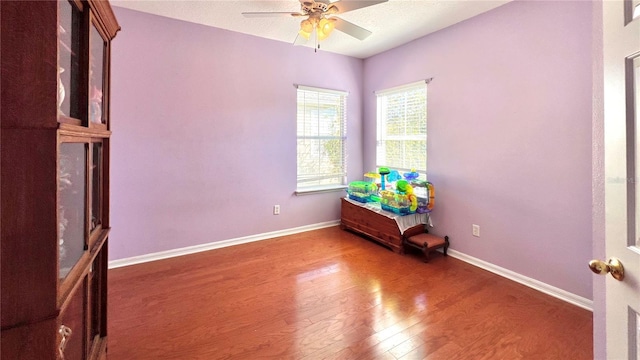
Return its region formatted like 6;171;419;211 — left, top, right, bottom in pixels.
300;19;314;33
299;29;312;40
320;18;335;34
245;0;387;47
316;17;336;41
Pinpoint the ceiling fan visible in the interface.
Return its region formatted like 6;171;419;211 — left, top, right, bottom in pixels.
242;0;388;46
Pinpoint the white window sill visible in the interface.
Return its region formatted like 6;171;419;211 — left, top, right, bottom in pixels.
295;185;347;196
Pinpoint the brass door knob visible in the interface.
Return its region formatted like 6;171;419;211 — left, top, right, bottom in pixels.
589;257;624;281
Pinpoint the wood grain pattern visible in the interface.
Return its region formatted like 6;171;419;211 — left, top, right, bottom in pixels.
0;129;59;328
108;226;592;359
1;0;118;357
340;198;424;253
0;0;58;130
88;0;121;39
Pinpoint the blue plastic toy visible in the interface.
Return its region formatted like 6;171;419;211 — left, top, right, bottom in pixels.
378;167;390;190
403;169;420;181
387;170;402;182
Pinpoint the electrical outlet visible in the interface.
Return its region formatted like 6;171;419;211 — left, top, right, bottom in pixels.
472;224;480;237
273;205;280;215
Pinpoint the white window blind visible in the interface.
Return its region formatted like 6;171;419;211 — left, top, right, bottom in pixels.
376;81;427;179
296;85;347;190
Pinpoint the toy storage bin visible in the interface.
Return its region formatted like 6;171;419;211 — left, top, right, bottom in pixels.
347;191;372;203
381;203;412;215
412;187;429;213
379;190;413;215
411;182;432;213
347;181;377;203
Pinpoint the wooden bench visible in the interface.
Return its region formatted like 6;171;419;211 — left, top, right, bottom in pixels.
403;232;450;262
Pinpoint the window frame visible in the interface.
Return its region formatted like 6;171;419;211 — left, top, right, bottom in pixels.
295;85;348;195
375;80;428;180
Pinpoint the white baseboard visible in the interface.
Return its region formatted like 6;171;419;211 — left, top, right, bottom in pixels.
108;223;593;312
108;220;340;269
447;249;593;311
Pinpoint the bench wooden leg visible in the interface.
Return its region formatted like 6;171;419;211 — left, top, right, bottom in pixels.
443;235;449;256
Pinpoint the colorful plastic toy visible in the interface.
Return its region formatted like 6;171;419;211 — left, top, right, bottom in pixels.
426;182;435;211
378;167;390;190
386;170;402;183
364;172;381;182
379;189;414;214
407;180;435;213
396;180;418;212
347;181;378;203
403;169;420;181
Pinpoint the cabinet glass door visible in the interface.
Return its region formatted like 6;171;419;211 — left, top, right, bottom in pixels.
58;0;83;122
89;24;105;125
59;142;87;279
91;141;102;232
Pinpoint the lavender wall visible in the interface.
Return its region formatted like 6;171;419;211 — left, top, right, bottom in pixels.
110;2;595;302
109;8;364;260
363;0;593;299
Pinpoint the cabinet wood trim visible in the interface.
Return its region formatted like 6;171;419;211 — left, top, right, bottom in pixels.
59;123;111;138
87;0;121;39
58;229;110;311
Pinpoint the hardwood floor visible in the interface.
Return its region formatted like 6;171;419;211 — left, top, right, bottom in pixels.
107;226;592;359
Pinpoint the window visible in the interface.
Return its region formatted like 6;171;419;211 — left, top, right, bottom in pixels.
296;85;347;192
376;81;427;179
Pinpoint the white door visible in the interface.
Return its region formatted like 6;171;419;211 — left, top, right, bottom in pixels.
602;0;640;358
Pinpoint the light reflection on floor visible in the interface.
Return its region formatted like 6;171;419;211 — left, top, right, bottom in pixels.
295;261;428;353
295;263;341;283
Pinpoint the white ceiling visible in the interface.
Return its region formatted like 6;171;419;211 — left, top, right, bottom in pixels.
111;0;510;59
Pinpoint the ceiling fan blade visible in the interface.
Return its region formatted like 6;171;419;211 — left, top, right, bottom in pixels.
332;17;372;40
329;0;388;15
242;12;303;18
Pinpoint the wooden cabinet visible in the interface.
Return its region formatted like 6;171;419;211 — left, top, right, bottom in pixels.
1;1;119;358
340;198;425;253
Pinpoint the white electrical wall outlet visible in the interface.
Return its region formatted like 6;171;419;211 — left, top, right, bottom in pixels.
274;205;280;215
472;224;480;237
